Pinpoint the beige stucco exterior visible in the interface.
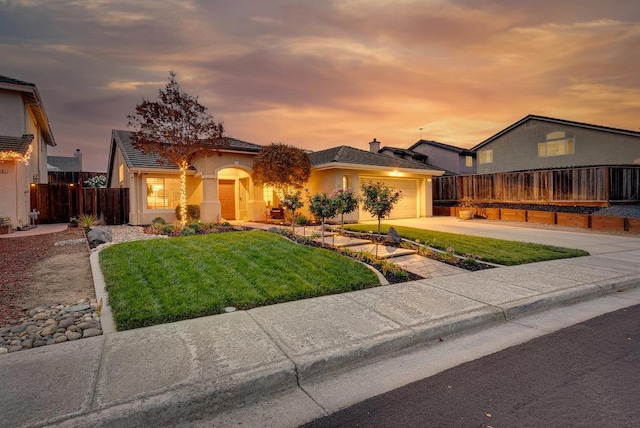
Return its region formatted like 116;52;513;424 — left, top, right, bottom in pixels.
0;86;52;227
110;140;440;225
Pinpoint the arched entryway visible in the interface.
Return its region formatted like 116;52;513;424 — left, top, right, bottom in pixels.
217;167;252;221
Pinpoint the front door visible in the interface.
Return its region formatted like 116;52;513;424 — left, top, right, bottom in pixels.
219;180;235;220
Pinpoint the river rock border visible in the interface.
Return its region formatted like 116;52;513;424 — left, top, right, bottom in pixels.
0;298;101;354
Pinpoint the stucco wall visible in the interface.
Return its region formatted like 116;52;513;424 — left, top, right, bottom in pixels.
0;162;18;226
477;120;640;174
0;90;24;136
411;144;475;175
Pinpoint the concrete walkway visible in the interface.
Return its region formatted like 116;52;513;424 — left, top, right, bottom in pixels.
0;223;68;239
1;221;640;427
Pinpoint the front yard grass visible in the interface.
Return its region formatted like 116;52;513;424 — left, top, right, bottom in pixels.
99;230;379;330
344;224;589;266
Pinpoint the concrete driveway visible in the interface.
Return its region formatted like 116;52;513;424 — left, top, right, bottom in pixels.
360;217;640;255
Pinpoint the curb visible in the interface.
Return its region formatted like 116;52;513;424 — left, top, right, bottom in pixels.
89;250;116;334
53;360;297;428
36;279;640;427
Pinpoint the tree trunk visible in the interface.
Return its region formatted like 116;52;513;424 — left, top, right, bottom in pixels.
179;162;188;227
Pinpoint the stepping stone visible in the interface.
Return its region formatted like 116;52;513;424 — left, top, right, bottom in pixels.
346;243;417;259
65;304;90;313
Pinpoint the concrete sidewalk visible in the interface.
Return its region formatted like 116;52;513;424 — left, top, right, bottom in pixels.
2;224;640;427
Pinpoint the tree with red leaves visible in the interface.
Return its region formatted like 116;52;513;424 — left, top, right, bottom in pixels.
251;143;311;199
127;71;226;226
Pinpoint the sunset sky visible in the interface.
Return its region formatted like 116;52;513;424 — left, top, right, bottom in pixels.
2;0;639;172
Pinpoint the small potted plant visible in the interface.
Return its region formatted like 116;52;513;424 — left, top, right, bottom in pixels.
458;196;475;220
0;215;12;234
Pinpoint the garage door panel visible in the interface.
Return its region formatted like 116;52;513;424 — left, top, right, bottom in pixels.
359;177;418;220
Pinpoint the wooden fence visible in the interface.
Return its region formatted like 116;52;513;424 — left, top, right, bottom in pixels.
47;171;107;185
433;166;640;205
30;184;129;225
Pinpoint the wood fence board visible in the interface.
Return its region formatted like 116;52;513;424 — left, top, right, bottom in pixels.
434;166;638;205
30;185;129;224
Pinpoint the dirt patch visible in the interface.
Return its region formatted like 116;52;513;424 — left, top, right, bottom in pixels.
0;228;96;326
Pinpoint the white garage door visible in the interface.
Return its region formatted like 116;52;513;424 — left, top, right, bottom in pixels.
359;177;419;220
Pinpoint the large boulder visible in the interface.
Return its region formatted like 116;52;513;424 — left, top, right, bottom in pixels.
384;227;402;244
87;227;112;248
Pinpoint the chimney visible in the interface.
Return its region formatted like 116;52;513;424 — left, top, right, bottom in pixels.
74;148;83;171
369;138;380;153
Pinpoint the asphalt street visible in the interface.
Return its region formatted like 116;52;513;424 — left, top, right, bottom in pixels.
304;304;640;428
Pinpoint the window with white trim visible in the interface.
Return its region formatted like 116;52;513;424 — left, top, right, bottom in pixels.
146;177;180;209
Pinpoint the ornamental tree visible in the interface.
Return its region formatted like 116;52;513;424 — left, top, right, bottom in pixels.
127;71;226;226
360;181;403;235
251;143;311;199
331;187;359;228
281;190;304;233
307;191;339;246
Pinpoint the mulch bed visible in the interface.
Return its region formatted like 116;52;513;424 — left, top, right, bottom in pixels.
0;228;86;326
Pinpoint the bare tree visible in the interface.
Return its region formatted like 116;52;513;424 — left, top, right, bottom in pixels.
127;71;226;226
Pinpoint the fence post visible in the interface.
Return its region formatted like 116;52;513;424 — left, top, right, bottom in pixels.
605;166;610;206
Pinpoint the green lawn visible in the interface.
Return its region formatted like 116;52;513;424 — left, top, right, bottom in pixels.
344;224;589;266
99;230;380;330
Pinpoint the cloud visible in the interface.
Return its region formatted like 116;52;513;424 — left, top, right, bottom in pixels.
2;0;639;170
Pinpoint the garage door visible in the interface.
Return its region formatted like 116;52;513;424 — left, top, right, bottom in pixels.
359;177;419;220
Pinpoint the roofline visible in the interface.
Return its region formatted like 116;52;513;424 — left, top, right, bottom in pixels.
0;80;56;147
472;114;640;151
311;162;444;176
408;139;474;155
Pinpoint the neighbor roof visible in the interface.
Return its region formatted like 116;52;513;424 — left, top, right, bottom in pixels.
309;145;443;173
472;114;640;151
408;139;475;156
110;129;263;171
379;146;429;160
0;75;56;147
47;155;81;172
0;134;34;154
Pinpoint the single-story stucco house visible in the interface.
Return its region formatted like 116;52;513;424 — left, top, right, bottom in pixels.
107;130;444;225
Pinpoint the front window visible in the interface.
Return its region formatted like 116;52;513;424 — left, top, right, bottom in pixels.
478;150;493;164
146;177;180;209
538;137;575;157
465;156;473;167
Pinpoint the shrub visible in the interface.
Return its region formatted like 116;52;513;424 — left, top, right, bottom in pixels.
295;214;308;225
181;227;195;236
152;217;166;225
78;213;98;229
175;205;201;221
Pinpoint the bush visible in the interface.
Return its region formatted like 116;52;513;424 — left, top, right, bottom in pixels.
181;227;195;236
175;205;201;221
188;222;202;233
295;214;308;225
78;213;98;229
152;217;166;225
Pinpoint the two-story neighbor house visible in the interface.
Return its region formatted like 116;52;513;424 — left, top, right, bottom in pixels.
403;139;476;175
472;115;640;174
107;130;444;225
0;75;56;228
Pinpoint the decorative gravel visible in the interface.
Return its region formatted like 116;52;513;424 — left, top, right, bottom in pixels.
592;205;640;218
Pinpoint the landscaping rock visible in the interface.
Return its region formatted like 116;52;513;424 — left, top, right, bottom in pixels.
0;299;101;354
82;328;102;338
87;227;112;247
384;227;402;244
